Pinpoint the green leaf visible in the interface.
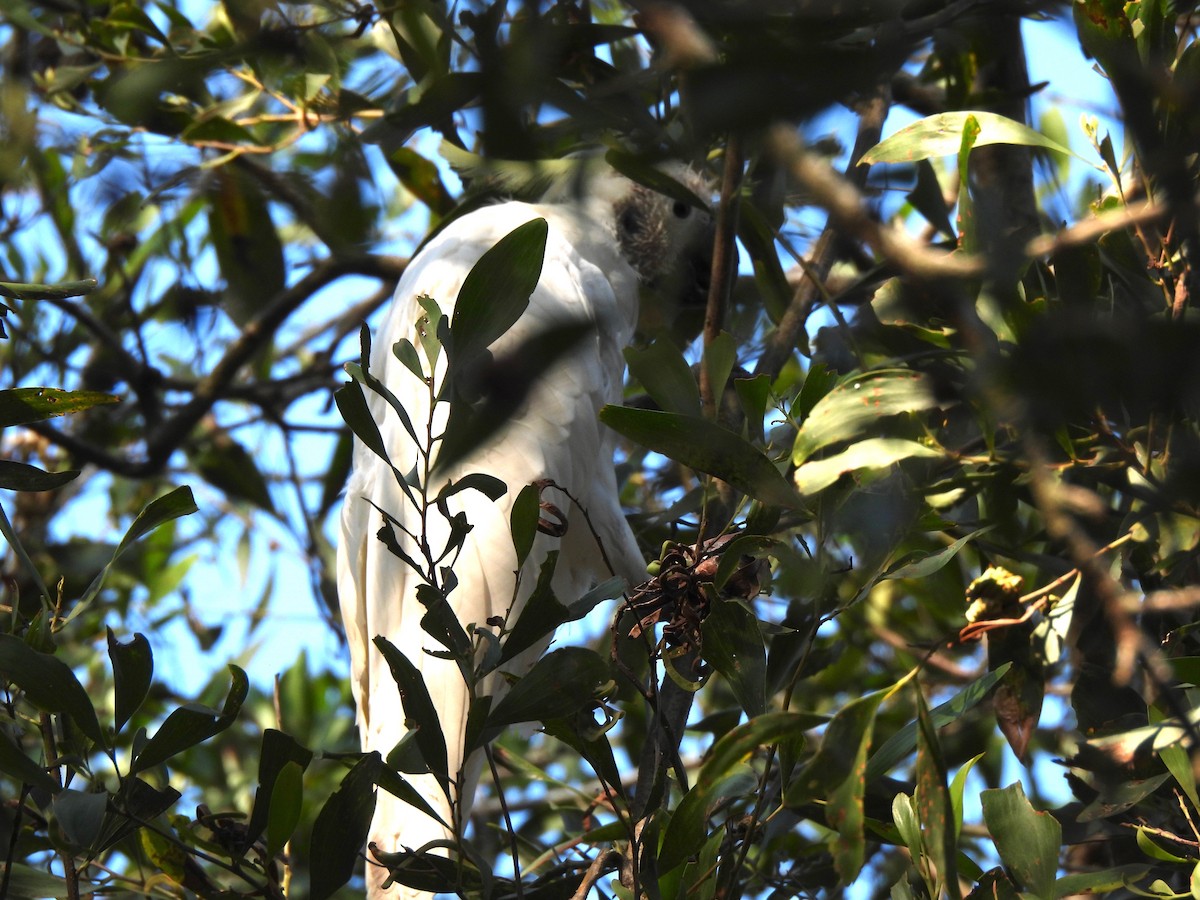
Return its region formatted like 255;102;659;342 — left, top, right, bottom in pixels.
207;166;285;326
704;331;738;411
509;483;541;568
0;460;79;492
784;692;883;882
52;789;107;851
436;473;506;504
70;487;199;624
373;636;449;790
188;434;275;513
860;111;1079;165
1053;864;1150;897
387;147;454;215
659;712;824;872
949;753;986;839
915;690;959;899
335;381;392;465
107;629;153;734
0;387;118;428
393;337;425;381
485;647;609;732
0;633;105;746
884;527;994;581
600;406;803;508
791;362;837;421
265;761;305;858
0;727;57;792
701;599;766;717
867;664;1010;782
980;781;1061;899
449;218;548;364
310;753;381;900
247;730;314;848
793;369;936;465
786;690;884;806
0;278;97;301
131;666;248;773
625;339;701;417
0;862;70;898
498;552;567;665
794;437;941;494
892;792;921;859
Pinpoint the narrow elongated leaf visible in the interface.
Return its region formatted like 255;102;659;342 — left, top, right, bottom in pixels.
509;483;540;567
310;753;381;900
660;712;825;872
980;782;1060;899
265;761;304;857
601;406;802;508
625;340;701;417
486;647;609;731
70;487;199;623
860;111;1078;165
0;460;79;492
207;166;285;325
786;690;884;806
188;435;275;513
335;381;391;464
498;552;567;665
374;636;449;788
0;727;56;791
1053;864;1151;896
867;664;1009;781
450;218;548;362
435;473;506;504
0;387;118;427
0;862;70;898
701;599;766;717
131;666;247;773
0;633;105;746
0;278;97;301
884;526;995;581
247;730;314;847
915;690;959;900
107;629;153;733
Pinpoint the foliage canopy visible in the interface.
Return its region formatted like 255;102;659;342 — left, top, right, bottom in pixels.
3;0;1200;898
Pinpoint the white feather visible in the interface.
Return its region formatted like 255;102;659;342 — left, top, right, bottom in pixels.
338;165;709;897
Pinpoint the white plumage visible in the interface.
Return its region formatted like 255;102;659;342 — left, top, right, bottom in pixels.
338;161;711;897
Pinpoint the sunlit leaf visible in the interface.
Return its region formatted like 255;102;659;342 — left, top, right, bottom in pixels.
980;782;1060;899
860;111;1078;165
0;387;118;428
793;370;936;465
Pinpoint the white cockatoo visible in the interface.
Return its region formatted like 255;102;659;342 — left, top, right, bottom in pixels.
338;157;712;897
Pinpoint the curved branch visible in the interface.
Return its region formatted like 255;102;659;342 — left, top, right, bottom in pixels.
29;253;407;479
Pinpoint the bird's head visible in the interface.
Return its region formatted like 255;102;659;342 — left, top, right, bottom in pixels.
602;162;717;341
539;155;717;340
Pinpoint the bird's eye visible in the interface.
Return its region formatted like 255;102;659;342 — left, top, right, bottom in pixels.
672;200;691;219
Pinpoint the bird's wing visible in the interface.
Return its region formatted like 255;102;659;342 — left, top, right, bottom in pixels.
337;199;645;890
